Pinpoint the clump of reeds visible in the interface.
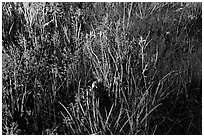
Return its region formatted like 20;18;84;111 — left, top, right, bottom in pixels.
2;2;202;135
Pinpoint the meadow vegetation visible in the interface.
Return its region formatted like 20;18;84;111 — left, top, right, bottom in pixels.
2;2;202;135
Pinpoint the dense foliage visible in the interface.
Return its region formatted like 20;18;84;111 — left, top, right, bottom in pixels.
2;2;202;135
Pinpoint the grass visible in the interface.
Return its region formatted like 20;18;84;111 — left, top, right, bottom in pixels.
2;2;202;135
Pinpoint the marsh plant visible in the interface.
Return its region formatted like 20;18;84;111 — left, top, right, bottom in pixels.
2;2;202;135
